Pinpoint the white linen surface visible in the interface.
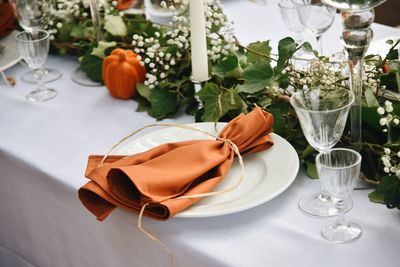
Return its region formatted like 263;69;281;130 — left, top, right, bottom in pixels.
1;1;400;266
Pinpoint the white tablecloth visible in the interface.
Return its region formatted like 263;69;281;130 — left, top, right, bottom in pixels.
1;1;400;267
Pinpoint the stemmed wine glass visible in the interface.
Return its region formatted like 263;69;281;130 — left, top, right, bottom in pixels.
295;0;336;55
290;88;354;217
317;148;362;242
16;30;57;102
279;0;314;69
279;0;305;46
9;0;62;83
71;0;102;86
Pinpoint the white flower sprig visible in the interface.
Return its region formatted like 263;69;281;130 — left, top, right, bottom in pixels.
378;100;400;180
378;100;399;133
46;0;121;40
381;147;400;179
133;0;238;89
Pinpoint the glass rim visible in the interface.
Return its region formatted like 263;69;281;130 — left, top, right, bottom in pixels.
289;88;355;114
316;148;362;170
278;1;300;9
15;30;50;43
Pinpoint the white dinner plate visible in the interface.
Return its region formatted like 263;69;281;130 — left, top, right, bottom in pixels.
368;36;400;58
114;123;300;218
0;31;21;72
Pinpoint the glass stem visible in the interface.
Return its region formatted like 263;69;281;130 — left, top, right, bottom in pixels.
295;33;304;46
335;200;346;227
89;0;102;42
316;34;323;56
33;69;45;91
348;58;363;151
340;9;374;151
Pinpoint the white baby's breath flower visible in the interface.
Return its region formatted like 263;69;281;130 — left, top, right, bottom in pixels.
380;117;388;126
385;100;392;107
377;107;385;115
384;148;391;155
384;167;390;173
386;105;394;113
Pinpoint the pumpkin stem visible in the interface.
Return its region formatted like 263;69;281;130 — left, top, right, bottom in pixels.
118;52;127;62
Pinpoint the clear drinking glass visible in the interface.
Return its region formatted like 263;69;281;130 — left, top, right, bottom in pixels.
9;0;62;83
296;0;336;55
317;148;362;242
290;88;354;217
16;30;57;102
71;0;102;87
279;0;305;45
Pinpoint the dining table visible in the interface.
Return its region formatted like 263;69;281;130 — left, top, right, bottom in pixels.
1;0;400;266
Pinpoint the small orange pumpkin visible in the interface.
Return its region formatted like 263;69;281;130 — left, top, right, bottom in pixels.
103;48;146;99
116;0;135;11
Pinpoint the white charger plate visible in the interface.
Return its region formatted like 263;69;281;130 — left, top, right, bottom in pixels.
368;36;399;58
115;123;299;218
0;31;21;72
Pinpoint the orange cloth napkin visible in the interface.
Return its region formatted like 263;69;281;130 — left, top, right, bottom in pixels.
78;107;274;220
0;3;15;38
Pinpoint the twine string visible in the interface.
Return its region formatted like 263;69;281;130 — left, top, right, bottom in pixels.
98;123;246;267
138;203;177;267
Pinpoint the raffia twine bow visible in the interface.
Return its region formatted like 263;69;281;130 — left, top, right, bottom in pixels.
97;123;245;267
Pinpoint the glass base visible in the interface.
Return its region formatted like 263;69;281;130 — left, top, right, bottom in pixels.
298;192;353;218
71;67;102;87
21;68;62;84
26;88;57;102
321;221;362;243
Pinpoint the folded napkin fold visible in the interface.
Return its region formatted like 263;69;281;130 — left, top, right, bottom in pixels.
78;107;274;220
0;3;15;38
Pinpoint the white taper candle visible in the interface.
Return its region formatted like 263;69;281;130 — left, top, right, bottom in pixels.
190;0;209;82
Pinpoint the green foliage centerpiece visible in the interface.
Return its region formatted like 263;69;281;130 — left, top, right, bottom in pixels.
47;0;400;210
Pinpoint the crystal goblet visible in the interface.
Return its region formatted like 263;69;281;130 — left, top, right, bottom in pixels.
279;0;305;46
9;0;62;83
16;30;57;102
295;0;336;55
290;88;354;217
317;148;362;242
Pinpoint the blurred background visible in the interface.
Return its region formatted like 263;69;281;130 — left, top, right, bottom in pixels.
365;0;400;27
